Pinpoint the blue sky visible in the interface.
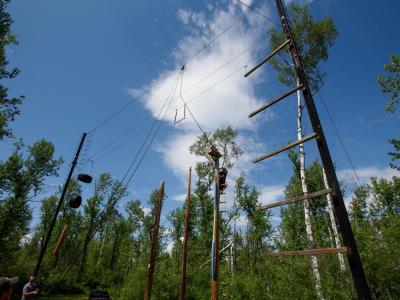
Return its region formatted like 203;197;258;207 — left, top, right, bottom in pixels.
2;0;400;229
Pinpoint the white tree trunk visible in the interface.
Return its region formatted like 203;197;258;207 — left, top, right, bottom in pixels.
322;169;346;271
297;80;325;300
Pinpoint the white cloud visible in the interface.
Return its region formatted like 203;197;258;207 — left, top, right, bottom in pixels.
172;193;187;202
130;2;274;185
260;184;285;205
337;166;399;206
337;166;399;185
142;207;151;216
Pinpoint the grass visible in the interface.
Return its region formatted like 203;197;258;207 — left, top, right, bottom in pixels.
43;295;87;300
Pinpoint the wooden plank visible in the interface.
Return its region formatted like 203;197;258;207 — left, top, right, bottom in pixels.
262;247;350;257
244;40;290;77
249;85;304;118
253;132;318;163
257;188;331;210
52;224;69;256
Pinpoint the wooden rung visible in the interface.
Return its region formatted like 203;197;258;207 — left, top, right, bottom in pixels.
244;40;290;77
257;188;331;210
253;133;318;163
262;247;350;257
249;85;304;118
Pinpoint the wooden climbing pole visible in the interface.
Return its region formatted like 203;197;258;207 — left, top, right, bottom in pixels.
144;181;165;300
179;167;192;300
209;146;222;300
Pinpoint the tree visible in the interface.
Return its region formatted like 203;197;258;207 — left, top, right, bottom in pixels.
76;172;127;281
349;177;400;298
378;54;400;170
268;4;338;299
268;4;338;92
378;54;400;113
0;0;24;140
0;139;63;272
189;126;243;183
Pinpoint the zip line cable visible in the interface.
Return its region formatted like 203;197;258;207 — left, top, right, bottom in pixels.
87;2;275;137
91;117;153;160
181;23;236;66
48;73;182;287
317;93;361;186
89;63;246;163
120;72;179;190
235;0;278;26
91;36;271;162
92;123;154;162
88;20;237;134
91;50;259;162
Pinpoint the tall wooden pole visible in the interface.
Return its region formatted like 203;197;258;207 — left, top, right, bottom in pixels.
144;181;165;300
179;167;192;300
34;132;87;277
209;147;221;300
274;1;371;298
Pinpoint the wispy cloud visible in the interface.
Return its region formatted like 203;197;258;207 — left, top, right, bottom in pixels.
130;1;274;186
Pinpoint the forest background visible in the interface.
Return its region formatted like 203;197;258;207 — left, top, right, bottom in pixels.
0;0;399;299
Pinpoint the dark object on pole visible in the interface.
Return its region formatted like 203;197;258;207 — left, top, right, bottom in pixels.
272;1;371;298
68;194;82;209
78;173;93;183
179;167;192;300
208;147;221;300
33;132;88;277
218;168;228;193
144;181;165;300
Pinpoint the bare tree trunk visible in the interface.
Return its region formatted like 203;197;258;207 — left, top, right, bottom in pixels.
96;232;105;266
297;80;325;300
322;169;346;271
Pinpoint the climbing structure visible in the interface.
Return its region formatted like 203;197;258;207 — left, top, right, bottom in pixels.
244;0;371;299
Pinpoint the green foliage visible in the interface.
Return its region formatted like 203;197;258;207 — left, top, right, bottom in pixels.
268;4;338;91
388;138;400;171
190;125;243;182
349;177;400;298
0;139;62;274
378;54;400;113
1;127;398;300
0;0;24;139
